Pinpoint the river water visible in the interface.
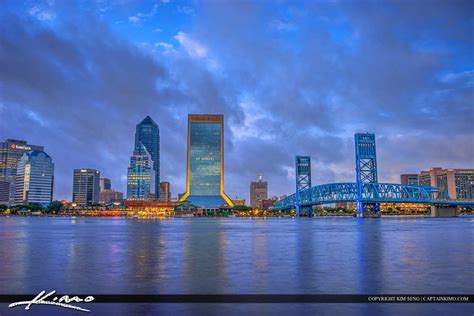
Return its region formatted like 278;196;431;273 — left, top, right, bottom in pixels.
0;216;472;315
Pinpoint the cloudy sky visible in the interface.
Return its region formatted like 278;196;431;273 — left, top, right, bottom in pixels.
1;0;473;202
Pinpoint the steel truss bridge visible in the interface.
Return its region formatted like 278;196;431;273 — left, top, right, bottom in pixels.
272;182;473;211
273;133;474;215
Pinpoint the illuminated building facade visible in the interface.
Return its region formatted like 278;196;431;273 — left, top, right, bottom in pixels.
14;150;54;206
417;168;474;200
134;116;160;194
0;139;43;204
179;114;233;208
250;174;267;208
124;199;177;217
73;169;100;205
127;143;156;199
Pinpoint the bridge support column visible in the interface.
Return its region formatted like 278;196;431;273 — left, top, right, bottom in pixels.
300;206;313;217
295;156;311;218
354;133;380;219
431;205;458;217
357;202;380;218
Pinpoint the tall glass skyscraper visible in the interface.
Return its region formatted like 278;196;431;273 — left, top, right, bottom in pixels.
179;114;233;208
0;139;44;204
134;116;160;193
14;150;54;206
127;143;156;199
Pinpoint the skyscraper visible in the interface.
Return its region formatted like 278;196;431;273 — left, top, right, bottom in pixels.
134;116;160;194
14;150;54;206
0;139;44;204
159;181;171;202
99;178;111;191
72;169;100;205
250;174;268;208
0;180;9;205
179;114;233;208
127;143;156;199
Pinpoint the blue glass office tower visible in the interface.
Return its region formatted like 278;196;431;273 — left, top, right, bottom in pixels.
127;143;156;199
180;114;233;208
134;116;160;194
14;150;54;206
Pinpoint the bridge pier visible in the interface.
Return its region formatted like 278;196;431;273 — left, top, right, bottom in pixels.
357;202;381;218
300;206;313;217
431;205;458;217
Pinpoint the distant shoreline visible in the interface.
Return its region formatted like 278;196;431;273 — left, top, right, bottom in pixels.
2;214;472;219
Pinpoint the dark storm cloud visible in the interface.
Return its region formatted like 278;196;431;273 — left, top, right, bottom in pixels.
0;14;166;198
0;0;472;201
191;0;473;196
0;10;241;199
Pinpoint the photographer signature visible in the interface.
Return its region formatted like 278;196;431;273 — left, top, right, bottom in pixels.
9;290;94;312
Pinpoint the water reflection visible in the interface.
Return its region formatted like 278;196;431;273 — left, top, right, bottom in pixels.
296;219;315;293
356;218;384;293
0;216;472;315
183;219;228;293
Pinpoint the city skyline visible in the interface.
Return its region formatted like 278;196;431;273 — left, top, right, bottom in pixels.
1;1;473;202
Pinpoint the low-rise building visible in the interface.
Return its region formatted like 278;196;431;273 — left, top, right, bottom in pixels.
259;196;278;210
335;202;356;209
124;199;177;215
232;199;246;206
99;189;123;204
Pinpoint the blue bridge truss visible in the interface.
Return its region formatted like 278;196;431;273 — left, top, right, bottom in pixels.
272;182;474;211
274;133;474;214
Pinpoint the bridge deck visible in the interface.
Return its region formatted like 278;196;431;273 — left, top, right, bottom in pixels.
273;182;474;210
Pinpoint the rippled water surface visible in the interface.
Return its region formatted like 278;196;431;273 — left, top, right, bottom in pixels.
0;216;472;315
